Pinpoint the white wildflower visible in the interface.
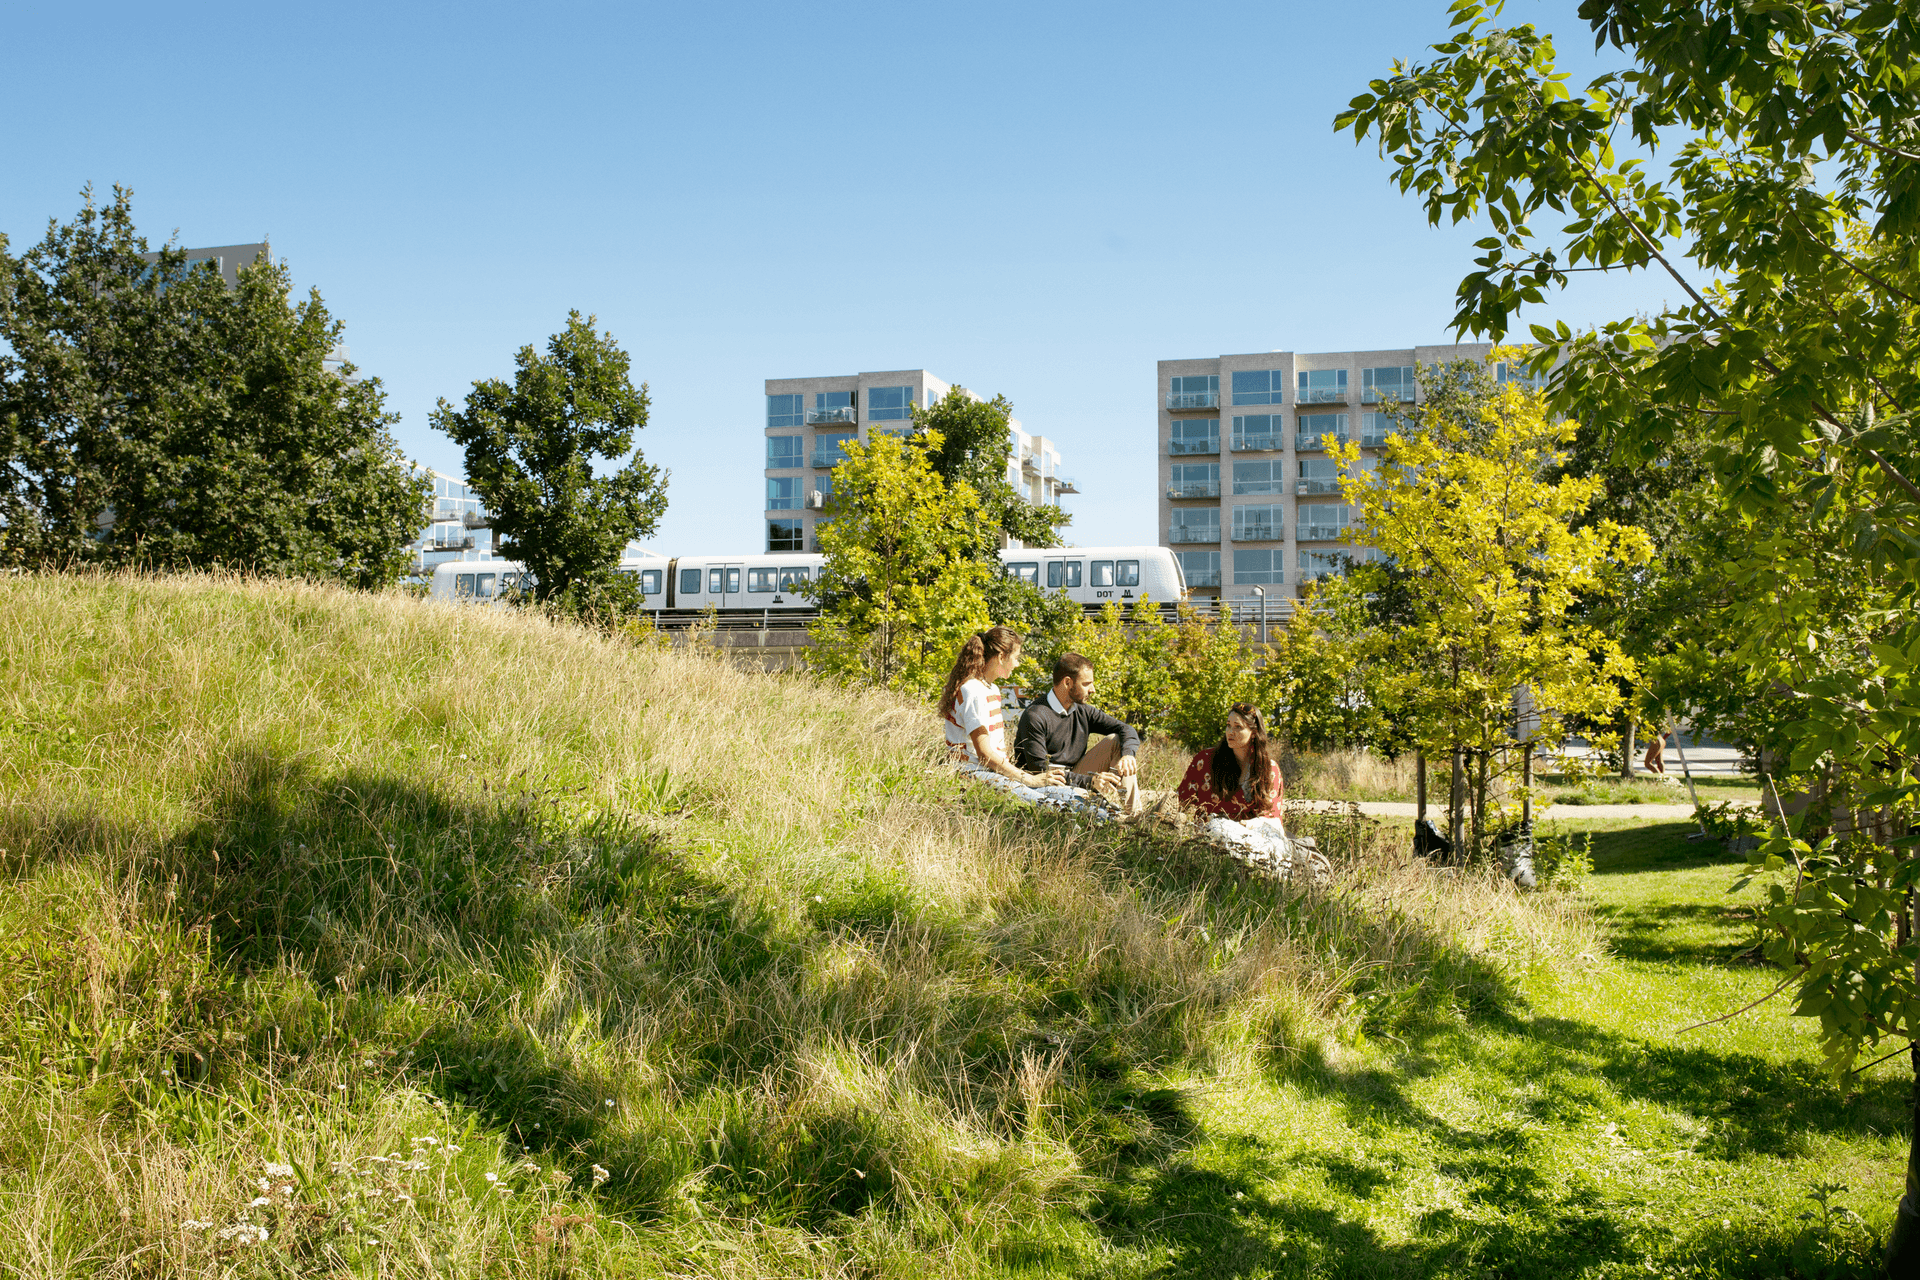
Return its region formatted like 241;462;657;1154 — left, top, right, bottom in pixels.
255;1177;270;1194
248;1196;270;1208
399;1160;429;1173
263;1162;294;1179
182;1220;214;1231
216;1223;270;1245
443;1145;462;1155
590;1164;610;1189
412;1135;438;1147
484;1172;497;1183
604;1098;615;1108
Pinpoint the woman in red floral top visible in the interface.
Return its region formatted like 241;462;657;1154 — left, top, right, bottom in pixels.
1177;702;1285;820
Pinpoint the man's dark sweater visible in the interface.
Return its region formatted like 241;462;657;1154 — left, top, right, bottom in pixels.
1014;690;1141;788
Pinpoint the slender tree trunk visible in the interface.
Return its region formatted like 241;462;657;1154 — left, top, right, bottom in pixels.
1449;746;1466;859
1892;880;1920;1278
1416;752;1427;823
1623;716;1637;779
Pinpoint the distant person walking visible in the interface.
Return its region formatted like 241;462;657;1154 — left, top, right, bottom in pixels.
1642;727;1668;775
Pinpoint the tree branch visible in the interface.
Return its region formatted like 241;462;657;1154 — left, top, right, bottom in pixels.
1673;970;1798;1034
1846;128;1920;165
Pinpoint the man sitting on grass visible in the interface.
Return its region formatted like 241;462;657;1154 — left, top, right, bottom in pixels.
1013;652;1143;816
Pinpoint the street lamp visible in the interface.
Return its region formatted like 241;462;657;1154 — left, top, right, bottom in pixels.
1251;585;1266;646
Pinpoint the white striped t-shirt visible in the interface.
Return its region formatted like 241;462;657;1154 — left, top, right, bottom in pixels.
944;678;1004;760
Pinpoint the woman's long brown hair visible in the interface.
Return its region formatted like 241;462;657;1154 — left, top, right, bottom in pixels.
937;626;1023;719
1208;702;1276;807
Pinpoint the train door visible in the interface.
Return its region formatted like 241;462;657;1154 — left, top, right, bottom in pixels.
706;561;745;608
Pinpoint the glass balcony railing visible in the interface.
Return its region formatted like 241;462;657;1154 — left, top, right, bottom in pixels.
1167;391;1220;411
1357;429;1393;448
1296;386;1348;404
1169;526;1221;543
1167;481;1221;499
1295;478;1343;495
1232;524;1282;543
1295;432;1349;451
1183;569;1221;587
811;447;853;468
806;406;857;425
1362;387;1413;404
1230;434;1284;452
1297;524;1348;542
1169;438;1220;456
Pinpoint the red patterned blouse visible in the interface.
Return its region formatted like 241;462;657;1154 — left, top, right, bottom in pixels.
1176;748;1285;820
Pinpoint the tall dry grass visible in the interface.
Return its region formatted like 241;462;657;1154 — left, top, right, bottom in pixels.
0;573;1597;1277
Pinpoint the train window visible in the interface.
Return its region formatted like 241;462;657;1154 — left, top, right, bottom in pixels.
476;573;496;597
1117;561;1140;587
1046;561;1062;589
1065;561;1083;587
680;568;700;596
726;568;741;593
748;568;778;593
500;573;520;592
639;570;662;596
709;568;723;593
1006;562;1039;585
1090;561;1114;588
779;567;810;590
456;574;476;597
617;566;636;576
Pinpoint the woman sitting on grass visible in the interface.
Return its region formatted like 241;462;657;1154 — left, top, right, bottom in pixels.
939;627;1066;788
1177;702;1285;821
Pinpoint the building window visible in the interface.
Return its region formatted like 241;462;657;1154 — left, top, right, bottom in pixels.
1168;462;1219;498
767;435;802;467
1232;504;1284;542
1297;458;1340;494
808;391;856;425
812;432;856;468
1297;369;1348;403
1168;374;1219;409
1297;504;1350;540
767;394;804;428
768;519;804;552
1169;416;1220;455
1362;366;1415;403
1234;549;1285;584
767;476;801;510
867;386;914;421
1359;412;1401;446
1232;460;1284;495
1495;360;1545;388
1231;414;1283;451
1230;370;1284;406
1296;413;1350;450
1170;508;1220;543
815;475;834;501
1178;550;1221;588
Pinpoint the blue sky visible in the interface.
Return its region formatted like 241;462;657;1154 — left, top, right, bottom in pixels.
1;0;1674;554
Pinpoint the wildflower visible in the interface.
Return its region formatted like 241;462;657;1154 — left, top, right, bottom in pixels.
517;1161;540;1175
412;1135;438;1147
263;1162;294;1179
591;1164;610;1189
249;1197;271;1208
399;1160;430;1173
443;1145;462;1156
604;1099;615;1109
182;1220;214;1231
335;1084;348;1092
484;1172;498;1183
216;1223;270;1245
255;1178;271;1194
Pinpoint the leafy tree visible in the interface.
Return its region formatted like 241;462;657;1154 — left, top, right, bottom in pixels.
913;388;1068;551
432;312;665;606
806;429;993;697
0;186;428;585
1326;377;1649;857
1274;581;1391;753
1052;598;1179;733
1340;0;1920;1248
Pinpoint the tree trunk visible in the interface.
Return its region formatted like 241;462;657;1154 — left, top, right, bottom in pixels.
1885;1047;1920;1277
1449;747;1466;858
1416;752;1427;822
1622;716;1637;779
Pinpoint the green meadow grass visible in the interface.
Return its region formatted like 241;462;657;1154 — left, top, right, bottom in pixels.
0;575;1902;1278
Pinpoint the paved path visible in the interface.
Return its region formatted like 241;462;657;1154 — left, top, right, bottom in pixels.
1292;799;1756;822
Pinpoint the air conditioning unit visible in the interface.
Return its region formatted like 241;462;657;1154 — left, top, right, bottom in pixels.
806;491;826;509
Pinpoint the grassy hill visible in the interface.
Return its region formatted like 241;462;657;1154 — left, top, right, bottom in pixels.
0;575;1891;1278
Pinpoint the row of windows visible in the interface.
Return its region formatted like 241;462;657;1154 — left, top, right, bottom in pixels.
766;475;835;509
1170;504;1352;539
1166;368;1416;407
767;388;934;428
1169;412;1405;454
1002;559;1142;589
767;432;864;468
1168;459;1378;495
679;565;813;595
1174;549;1383;587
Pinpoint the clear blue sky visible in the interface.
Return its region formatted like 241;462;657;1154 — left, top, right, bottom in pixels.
2;0;1672;554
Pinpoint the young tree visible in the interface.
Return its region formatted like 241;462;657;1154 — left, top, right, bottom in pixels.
913;388;1069;551
806;429;994;697
0;186;429;585
1329;376;1649;858
1339;2;1920;1248
432;313;666;606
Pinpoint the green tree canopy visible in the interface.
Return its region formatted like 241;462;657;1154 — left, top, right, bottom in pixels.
431;313;666;606
0;186;429;586
913;388;1068;552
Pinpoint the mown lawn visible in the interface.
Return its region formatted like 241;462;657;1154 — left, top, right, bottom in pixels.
1021;819;1906;1279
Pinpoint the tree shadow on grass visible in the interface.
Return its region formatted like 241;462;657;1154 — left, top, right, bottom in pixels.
1597;899;1761;964
1583;820;1737;876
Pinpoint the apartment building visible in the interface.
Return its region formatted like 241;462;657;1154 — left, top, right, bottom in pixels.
763;369;1073;552
1159;343;1522;604
409;470;501;574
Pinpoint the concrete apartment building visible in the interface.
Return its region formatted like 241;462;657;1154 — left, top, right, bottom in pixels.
1159;343;1516;605
763;369;1073;552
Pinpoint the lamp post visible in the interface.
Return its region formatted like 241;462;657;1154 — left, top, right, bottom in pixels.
1251;586;1267;646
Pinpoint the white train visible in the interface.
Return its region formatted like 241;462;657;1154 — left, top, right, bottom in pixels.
430;545;1186;610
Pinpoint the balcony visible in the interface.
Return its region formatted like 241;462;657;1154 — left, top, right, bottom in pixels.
1295;478;1343;495
425;536;475;552
1169;438;1220;456
1053;476;1079;494
1166;391;1220;411
1167;480;1221;499
806;406;856;425
1183;570;1221;587
1295;432;1350;452
1297;524;1348;542
1230;434;1284;452
1021;453;1041;476
811;447;854;468
461;511;491;529
1357;429;1393;448
1169;526;1221;544
1232;525;1282;543
1296;386;1348;404
1362;387;1413;404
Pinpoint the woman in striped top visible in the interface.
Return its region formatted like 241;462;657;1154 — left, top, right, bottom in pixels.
939;627;1065;787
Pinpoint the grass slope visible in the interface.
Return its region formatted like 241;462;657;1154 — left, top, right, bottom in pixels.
0;576;1901;1278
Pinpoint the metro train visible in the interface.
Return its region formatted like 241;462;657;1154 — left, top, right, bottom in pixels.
429;545;1187;611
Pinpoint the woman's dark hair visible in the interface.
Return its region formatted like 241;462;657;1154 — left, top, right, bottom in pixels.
938;626;1023;719
1209;702;1275;806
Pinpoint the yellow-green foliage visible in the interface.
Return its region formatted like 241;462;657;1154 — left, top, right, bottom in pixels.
0;573;1594;1277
